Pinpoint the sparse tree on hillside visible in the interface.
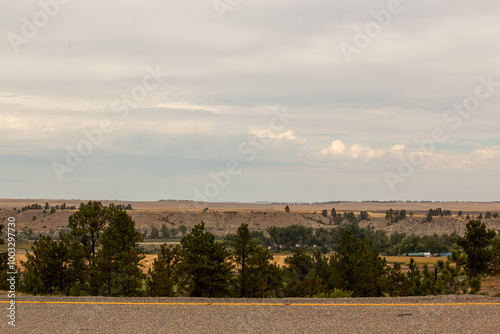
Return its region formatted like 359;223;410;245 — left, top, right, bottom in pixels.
150;226;159;239
426;211;433;222
178;225;188;237
360;211;369;221
160;224;170;239
285;205;290;213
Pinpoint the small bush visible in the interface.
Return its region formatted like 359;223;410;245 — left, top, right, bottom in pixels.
312;288;353;298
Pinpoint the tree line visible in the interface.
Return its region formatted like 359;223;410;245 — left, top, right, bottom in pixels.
1;202;499;297
223;224;459;255
286;206;500;224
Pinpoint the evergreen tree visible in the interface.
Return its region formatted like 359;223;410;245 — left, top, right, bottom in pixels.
20;234;86;295
148;244;181;297
150;226;160;239
283;248;314;297
329;230;386;297
492;237;500;275
385;262;411;297
68;201;109;268
178;225;188;237
94;210;144;296
160;224;170;239
331;208;337;218
457;220;496;281
177;222;233;297
359;211;369;221
234;224;282;298
234;224;254;297
426;211;433;222
436;250;467;294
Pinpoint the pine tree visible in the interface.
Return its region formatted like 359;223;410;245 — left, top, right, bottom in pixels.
177;222;233;297
436;250;467;294
331;208;337;217
385;262;411;296
68;201;109;268
150;226;159;239
148;244;181;296
234;224;282;298
283;248;314;297
234;224;254;297
329;230;386;297
94;209;144;296
457;220;496;282
160;224;170;239
20;234;86;295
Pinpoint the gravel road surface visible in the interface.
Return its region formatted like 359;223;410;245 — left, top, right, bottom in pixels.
1;295;499;333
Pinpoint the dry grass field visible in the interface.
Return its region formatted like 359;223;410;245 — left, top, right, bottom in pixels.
2;198;500;213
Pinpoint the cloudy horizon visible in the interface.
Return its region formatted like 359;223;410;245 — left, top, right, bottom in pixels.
1;0;500;203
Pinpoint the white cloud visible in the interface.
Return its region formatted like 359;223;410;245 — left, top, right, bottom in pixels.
249;129;306;144
156;102;219;113
390;144;406;153
416;146;500;174
347;144;386;160
321;140;387;161
321;140;346;156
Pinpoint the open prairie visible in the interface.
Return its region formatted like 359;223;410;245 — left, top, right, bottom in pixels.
2;198;500;212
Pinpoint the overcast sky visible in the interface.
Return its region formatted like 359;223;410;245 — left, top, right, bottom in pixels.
1;0;500;203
